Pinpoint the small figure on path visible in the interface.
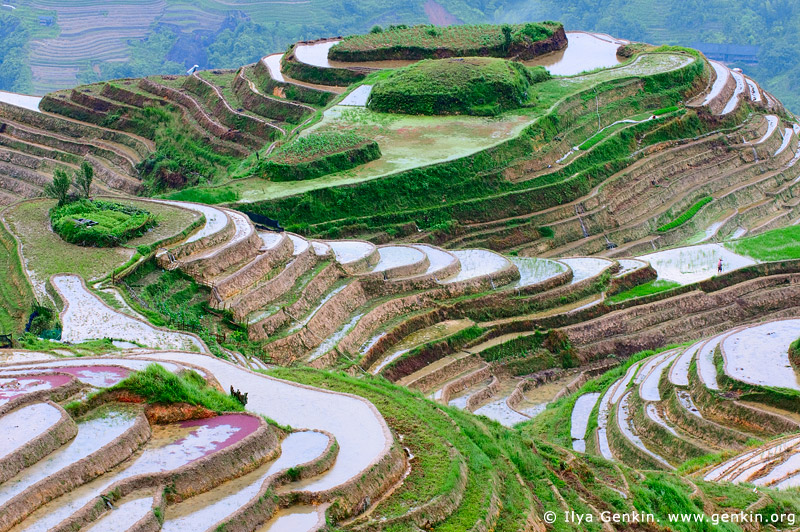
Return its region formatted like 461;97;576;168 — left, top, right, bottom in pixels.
717;257;723;274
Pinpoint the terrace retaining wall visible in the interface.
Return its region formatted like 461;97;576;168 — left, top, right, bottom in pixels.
358;309;446;370
232;68;311;123
231;247;317;321
0;409;151;532
212;232;294;301
0;401;77;485
247;262;344;340
51;414;280;532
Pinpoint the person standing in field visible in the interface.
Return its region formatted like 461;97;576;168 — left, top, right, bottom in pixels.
717;257;723;274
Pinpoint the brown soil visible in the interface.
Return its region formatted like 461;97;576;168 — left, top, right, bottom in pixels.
144;402;217;424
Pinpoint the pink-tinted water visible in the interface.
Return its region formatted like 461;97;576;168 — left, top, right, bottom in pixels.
0;375;73;404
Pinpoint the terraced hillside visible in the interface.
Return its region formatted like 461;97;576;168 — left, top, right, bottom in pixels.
2;23;800;532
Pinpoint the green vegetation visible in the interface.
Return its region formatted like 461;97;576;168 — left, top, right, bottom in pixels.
266;365;793;531
657;196;712;232
50;200;158;247
0;220;34;334
43;168;73;208
133;106;240;192
110;364;243;412
245;54;708;235
122;260;262;359
725;225;800;261
258;132;381;181
0;12;33;93
523;346;670;447
4;199;196;284
43;160;94;207
606;279;681;303
368;57;549;116
329;22;561;61
163;186;240;204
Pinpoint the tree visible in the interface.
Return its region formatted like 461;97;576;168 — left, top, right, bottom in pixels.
73;160;94;199
44;169;73;207
501;24;513;51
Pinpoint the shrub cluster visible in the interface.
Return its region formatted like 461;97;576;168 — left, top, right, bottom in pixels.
368;57;549;116
258;131;381;181
50;199;157;247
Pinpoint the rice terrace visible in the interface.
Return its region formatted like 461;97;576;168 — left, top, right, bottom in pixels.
3;7;800;532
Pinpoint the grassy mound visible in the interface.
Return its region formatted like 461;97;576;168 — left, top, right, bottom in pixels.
329;22;564;61
111;364;243;412
258;131;381;181
368;57;549;116
50;199;157;247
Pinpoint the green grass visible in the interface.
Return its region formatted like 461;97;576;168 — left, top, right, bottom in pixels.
657;196;713;232
0;219;35;334
3;199;198;289
606;279;681;303
16;334;123;355
163;186;240;204
265;365;793;531
578;120;633;150
268;132;374;165
368;57;549;116
109;364;243;412
122;259;275;360
725;224;800;261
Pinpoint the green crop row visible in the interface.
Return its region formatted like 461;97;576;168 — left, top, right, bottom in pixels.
656;196;712;232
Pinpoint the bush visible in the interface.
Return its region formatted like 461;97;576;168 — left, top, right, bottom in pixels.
258;131;381;181
368;57;549;116
50;199;158;247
